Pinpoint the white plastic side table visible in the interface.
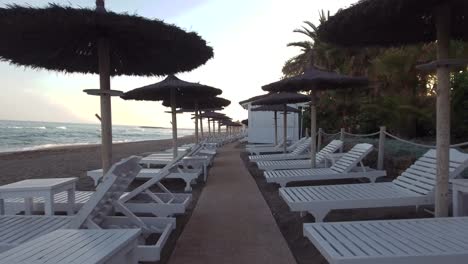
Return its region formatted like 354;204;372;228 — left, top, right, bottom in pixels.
0;178;77;215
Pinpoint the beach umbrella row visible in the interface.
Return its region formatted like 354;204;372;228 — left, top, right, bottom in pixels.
122;75;222;158
262;68;367;165
316;0;468;217
252;92;310;153
252;104;299;145
165;97;231;141
0;1;213;172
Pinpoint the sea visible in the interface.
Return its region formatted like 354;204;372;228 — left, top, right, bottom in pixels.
0;120;194;153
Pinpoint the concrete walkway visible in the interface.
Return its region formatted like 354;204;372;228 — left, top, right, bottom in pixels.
168;144;296;264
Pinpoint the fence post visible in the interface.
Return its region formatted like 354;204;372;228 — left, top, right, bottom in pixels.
339;128;345;152
377;126;386;170
317;128;323;151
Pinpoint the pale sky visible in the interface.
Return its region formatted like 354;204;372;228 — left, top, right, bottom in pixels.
0;0;356;128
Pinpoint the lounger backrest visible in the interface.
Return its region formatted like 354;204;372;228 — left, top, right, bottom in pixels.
286;137;307;152
330;143;373;173
316;140;343;164
187;143;202;156
290;138;311;155
69;156;141;229
392;148;468;195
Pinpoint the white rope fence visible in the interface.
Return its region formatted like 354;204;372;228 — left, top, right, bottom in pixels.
318;126;468;170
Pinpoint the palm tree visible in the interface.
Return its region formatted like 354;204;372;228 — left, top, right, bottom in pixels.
282;11;329;77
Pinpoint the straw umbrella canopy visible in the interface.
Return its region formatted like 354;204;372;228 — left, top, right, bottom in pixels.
316;0;468;217
0;1;213;172
163;96;231;140
262;66;367;167
252;105;299;145
122;75;221;157
252;92;310;153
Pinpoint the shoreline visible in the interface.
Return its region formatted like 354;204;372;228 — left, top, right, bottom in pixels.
0;135;195;190
0;135;194;157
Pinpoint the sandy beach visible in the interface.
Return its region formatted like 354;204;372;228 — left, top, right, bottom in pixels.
0;135;195;190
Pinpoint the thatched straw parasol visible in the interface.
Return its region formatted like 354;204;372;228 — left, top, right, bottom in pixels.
163;96;230;140
252;92;310;153
0;1;213;172
122;75;221;157
262;66;367;167
317;0;468;217
252;105;299;145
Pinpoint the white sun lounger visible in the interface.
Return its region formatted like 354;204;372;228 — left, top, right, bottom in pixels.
246;138;289;155
88;166;202;192
257;140;343;170
141;143;213;168
249;138;311;162
304;217;468;264
10;160;195;217
264;143;385;187
0;156;175;262
280;148;468;222
0;229;141;264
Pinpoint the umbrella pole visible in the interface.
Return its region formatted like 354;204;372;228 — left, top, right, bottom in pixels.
274;111;278;145
98;39;112;172
96;0;112;173
434;4;451;218
199;112;204;138
194;102;199;144
170;89;178;158
212;119;216;134
283;104;287;153
208;118;211;135
310;90;317;168
218;121;221;134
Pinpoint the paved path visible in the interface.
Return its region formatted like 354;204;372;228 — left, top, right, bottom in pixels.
168;144;296;264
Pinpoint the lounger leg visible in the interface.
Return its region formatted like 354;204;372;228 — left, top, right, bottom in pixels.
309;209;330;222
184;181;192;192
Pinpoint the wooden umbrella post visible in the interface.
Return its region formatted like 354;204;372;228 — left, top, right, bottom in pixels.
212;118;216;133
194;101;199;144
434;4;451;218
170;89;178;158
274;111;278;145
218;121;221;134
208;118;211;135
199;111;204;138
283;104;287;153
96;0;112;173
310;90;317;168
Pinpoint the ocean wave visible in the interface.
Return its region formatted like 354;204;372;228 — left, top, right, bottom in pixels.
32;126;46;129
56;126;67;130
6;126;22;129
20;142;93;151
